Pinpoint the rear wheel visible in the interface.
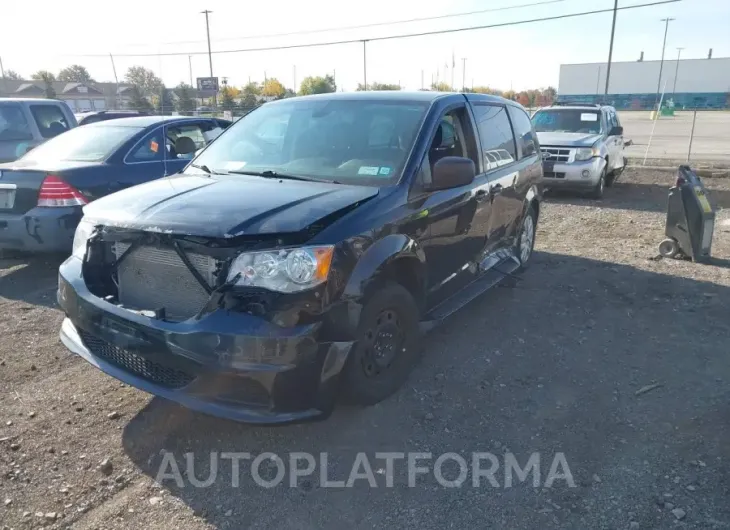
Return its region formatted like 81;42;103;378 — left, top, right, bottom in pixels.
342;283;421;406
515;206;537;270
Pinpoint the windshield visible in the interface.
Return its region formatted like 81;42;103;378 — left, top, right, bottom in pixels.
188;99;429;185
19;125;140;163
532;109;602;134
0;103;32;142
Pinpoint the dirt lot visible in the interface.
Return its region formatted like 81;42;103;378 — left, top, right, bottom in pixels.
1;168;730;530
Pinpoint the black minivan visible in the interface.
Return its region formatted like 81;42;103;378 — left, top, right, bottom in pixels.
57;92;543;423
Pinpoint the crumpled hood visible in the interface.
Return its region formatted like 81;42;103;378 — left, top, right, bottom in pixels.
83;174;378;238
536;132;602;148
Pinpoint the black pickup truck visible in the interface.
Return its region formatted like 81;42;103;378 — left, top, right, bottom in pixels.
57;91;543;423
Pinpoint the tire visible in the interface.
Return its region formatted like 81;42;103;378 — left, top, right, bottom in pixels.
658;238;680;258
589;166;606;199
342;282;422;406
515;205;537;270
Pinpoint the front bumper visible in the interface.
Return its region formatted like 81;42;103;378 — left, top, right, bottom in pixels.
542;157;606;190
57;257;354;424
0;206;81;252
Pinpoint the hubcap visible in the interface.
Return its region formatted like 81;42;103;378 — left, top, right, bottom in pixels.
520;215;535;264
360;309;404;378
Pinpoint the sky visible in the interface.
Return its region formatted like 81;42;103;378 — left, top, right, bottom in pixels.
1;0;728;92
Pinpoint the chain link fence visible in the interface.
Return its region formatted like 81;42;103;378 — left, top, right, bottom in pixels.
620;110;730;168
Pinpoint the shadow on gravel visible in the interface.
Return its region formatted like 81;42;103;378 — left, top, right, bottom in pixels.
121;251;730;529
0;254;64;308
547;179;730;214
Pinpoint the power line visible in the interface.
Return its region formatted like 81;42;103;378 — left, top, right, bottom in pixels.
118;0;572;48
69;0;682;58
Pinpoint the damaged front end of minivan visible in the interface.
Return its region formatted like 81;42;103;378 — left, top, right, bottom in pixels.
57;203;370;423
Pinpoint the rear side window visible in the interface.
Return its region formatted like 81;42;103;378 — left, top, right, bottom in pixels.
128;129;163;162
508;106;537;158
0;103;32;141
30;104;71;139
471;104;516;171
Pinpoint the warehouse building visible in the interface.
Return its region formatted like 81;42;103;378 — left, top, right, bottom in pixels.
557;57;730;109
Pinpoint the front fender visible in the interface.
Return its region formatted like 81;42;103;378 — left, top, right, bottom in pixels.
342;233;426;303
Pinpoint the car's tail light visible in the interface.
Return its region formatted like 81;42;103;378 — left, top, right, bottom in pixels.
37;175;88;207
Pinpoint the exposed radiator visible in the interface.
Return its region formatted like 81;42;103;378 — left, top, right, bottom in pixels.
114;243;216;321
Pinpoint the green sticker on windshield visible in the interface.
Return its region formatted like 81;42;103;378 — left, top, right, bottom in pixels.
378;167;391;176
358;166;380;176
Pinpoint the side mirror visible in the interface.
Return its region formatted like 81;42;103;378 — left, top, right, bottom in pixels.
624;138;633;147
428;156;476;191
609;126;623;136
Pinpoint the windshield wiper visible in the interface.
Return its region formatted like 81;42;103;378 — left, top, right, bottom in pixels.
229;169;327;183
189;163;223;175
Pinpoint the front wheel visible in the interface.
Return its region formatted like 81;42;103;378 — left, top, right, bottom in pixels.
342;283;422;406
589;167;606;199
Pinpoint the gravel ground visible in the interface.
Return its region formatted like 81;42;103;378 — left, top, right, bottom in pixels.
1;168;729;530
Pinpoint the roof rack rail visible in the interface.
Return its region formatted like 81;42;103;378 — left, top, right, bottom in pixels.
552;101;602;107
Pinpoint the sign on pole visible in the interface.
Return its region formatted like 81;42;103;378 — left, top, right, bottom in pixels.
196;77;219;96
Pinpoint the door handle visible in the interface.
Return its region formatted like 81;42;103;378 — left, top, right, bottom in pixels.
475;189;489;203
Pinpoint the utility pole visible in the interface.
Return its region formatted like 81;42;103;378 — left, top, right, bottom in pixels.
293;65;297;93
672;47;683;99
362;40;368;90
201;10;214;77
201;9;214;107
188;55;193;87
0;55;5;78
655;17;675;110
604;0;618;98
461;58;466;91
109;54;119;109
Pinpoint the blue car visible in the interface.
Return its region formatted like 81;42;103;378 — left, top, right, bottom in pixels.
0;115;230;253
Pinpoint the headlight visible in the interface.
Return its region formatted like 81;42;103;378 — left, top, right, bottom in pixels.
574;147;599;161
72;219;95;259
226;246;334;293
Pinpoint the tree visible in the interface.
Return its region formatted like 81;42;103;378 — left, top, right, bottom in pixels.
156;88;174;114
357;82;400;91
124;66;164;96
126;86;153;112
58;65;94;83
242;81;261;97
282;88;296;99
1;70;21;80
469;86;502;95
31;70;55;82
261;78;286;99
430;81;452;92
219;86;237;110
173;83;196;115
30;70;57;98
298;75;336;96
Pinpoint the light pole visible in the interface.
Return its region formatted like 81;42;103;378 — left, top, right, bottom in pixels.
362;40;368;90
188;55;193;87
654;17;675;110
672;47;683;99
461;58;467;92
604;0;618;98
